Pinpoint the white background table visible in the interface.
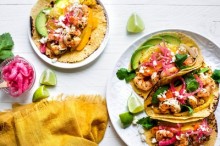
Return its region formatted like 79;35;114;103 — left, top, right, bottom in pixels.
1;0;220;145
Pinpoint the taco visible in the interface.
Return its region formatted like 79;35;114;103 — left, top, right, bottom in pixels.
144;65;219;123
143;115;217;146
30;0;107;63
130;32;203;99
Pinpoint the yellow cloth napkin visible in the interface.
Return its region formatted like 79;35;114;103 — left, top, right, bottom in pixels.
0;94;108;146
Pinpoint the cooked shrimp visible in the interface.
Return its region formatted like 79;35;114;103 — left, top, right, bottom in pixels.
197;87;211;98
133;72;159;91
188;95;198;108
183;56;194;65
178;134;189;146
63;34;81;48
133;74;153;91
160;66;178;78
155;130;174;141
159;98;181;113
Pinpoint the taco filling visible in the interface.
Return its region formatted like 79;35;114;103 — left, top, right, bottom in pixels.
146;67;217;115
147;118;214;146
133;41;199;92
31;0;107;62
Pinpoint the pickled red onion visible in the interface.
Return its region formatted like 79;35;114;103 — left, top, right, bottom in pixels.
1;56;35;97
159;136;177;146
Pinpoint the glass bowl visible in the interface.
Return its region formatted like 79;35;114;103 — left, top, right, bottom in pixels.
0;56;36;97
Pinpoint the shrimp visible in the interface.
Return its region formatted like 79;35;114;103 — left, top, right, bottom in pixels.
177;134;189;146
133;72;159;91
63;34;81;48
160;66;178;78
188;95;198;108
183;56;194;65
159;98;181;113
197;87;211;99
155;130;174;141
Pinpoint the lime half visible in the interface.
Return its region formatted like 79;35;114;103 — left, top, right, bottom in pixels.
40;69;57;86
128;93;144;114
32;85;50;102
119;112;133;128
127;13;145;33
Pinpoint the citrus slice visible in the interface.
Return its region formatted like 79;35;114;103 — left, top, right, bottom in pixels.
119;112;133;128
127;13;145;33
128;93;144;114
40;69;57;86
32;85;50;102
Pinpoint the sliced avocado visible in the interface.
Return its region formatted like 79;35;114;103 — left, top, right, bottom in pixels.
161;35;181;46
35;10;48;37
55;0;69;7
131;45;152;70
142;37;163;46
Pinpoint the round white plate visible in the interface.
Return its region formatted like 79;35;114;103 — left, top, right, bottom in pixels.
28;0;109;69
106;29;220;146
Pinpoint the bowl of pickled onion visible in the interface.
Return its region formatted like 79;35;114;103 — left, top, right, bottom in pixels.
0;56;36;97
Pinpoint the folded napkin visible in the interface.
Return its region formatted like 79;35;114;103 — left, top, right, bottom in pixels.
0;94;108;146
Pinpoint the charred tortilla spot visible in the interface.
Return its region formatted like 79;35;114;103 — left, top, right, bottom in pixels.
30;16;33;37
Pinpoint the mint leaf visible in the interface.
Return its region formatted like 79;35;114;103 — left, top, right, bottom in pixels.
211;69;220;83
175;54;187;69
182;105;194;115
116;68;136;83
0;33;14;51
137;117;157;130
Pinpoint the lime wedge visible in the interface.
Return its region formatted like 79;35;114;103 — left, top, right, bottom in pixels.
127;13;145;33
128;93;144;114
40;69;57;86
32;85;50;102
119;112;134;128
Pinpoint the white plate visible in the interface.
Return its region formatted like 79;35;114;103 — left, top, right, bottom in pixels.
106;29;220;146
28;0;109;69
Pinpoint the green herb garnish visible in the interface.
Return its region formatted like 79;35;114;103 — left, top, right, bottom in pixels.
0;33;14;62
137;117;157;130
199;67;209;73
116;68;136;83
175;54;187;69
152;85;169;104
211;69;220;83
185;75;199;92
182;105;194;115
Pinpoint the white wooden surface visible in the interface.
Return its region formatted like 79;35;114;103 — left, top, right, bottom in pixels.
0;0;220;146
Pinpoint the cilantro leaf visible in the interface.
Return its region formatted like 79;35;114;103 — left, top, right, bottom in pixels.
199;67;209;73
211;69;220;83
182;105;194;115
0;50;13;61
116;68;136;83
0;33;14;51
152;85;169;104
184;75;199;92
175;54;187;69
137;117;157;130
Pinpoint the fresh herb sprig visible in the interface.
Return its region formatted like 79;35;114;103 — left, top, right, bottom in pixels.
182;105;194;115
211;69;220;83
0;33;14;62
116;68;136;83
137;117;157;130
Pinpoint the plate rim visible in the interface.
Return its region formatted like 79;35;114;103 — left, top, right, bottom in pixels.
106;29;220;146
28;0;109;69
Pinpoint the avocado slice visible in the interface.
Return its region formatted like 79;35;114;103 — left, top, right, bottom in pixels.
131;45;152;70
35;10;48;37
142;37;163;46
161;35;180;46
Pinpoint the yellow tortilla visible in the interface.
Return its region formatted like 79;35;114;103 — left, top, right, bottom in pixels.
145;114;217;146
30;0;107;63
131;32;204;99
